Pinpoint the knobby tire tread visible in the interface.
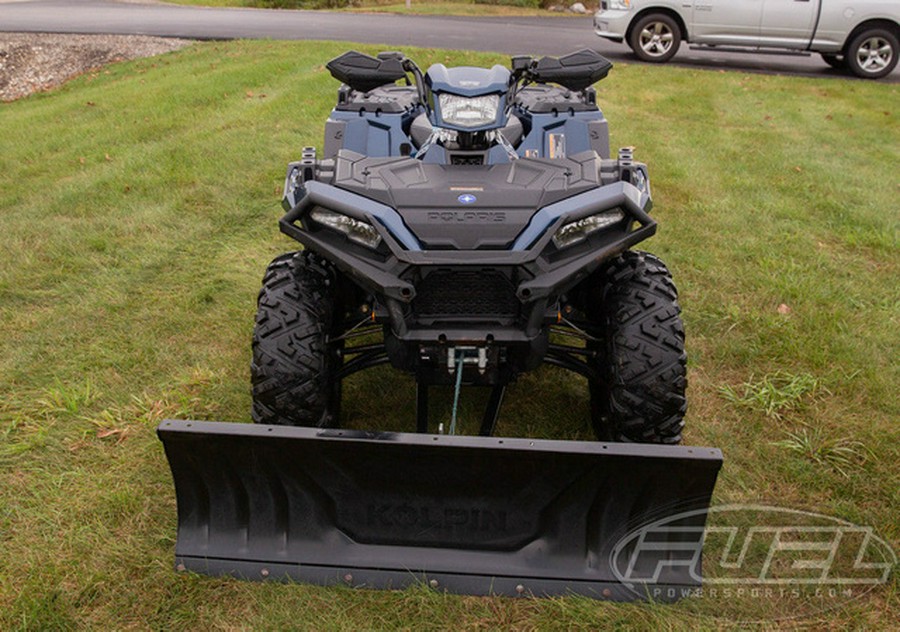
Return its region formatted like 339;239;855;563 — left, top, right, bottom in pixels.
590;251;687;444
251;251;338;427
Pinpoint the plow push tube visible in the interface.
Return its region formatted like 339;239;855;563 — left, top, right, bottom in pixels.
158;420;722;601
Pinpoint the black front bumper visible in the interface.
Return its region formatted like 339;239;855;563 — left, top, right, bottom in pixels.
280;179;655;344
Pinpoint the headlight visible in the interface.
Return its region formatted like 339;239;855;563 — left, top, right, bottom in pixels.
552;209;625;249
630;167;649;195
310;208;382;249
438;94;500;129
606;0;631;10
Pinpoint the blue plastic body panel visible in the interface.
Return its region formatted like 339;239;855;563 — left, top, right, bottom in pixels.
325;104;607;162
326;110;418;158
513;109;607;159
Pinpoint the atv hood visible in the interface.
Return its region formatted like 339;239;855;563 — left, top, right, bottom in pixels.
331;150;606;250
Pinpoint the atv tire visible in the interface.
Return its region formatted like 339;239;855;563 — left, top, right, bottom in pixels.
586;251;686;444
251;251;342;427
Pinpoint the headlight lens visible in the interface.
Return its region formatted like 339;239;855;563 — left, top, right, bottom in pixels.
310;208;382;249
630;167;649;195
606;0;631;10
552;209;625;249
438;93;500;129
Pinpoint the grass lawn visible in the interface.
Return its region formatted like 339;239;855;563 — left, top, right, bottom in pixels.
0;40;897;629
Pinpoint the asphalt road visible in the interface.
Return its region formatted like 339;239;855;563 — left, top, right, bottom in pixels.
0;0;896;81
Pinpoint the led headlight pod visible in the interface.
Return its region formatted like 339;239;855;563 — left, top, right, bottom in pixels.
552;209;625;249
310;208;382;249
438;94;500;129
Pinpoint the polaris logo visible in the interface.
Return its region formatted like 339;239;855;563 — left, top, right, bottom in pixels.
427;211;507;223
367;504;508;532
457;193;477;204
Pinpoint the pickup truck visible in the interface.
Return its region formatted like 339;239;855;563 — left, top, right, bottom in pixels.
594;0;899;78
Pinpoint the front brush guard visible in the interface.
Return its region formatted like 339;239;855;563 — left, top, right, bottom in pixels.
280;179;655;340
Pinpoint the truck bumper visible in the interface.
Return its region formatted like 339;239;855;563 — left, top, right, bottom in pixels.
594;10;630;41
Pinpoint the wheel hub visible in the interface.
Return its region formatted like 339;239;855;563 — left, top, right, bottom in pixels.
641;23;673;56
857;37;892;72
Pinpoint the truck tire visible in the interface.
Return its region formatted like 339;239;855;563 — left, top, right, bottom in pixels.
846;27;898;79
251;251;342;427
586;251;686;444
629;13;682;63
820;53;847;71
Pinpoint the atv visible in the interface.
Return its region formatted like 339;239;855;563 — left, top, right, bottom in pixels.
157;50;721;600
253;49;686;443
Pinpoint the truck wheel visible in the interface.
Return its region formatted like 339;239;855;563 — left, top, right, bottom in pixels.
820;53;847;70
586;251;686;444
629;13;682;63
251;251;342;427
846;28;898;79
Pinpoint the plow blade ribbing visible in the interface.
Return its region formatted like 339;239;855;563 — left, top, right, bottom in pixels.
158;420;722;600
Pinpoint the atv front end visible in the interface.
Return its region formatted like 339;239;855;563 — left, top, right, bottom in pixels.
280;147;655;394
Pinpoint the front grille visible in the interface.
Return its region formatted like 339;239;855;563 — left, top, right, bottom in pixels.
413;270;520;318
450;155;484;165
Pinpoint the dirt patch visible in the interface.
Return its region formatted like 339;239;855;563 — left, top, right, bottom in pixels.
0;32;192;102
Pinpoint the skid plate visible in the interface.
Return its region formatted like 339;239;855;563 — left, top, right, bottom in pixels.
158;420;722;600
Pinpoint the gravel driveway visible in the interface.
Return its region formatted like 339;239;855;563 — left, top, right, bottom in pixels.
0;32;191;101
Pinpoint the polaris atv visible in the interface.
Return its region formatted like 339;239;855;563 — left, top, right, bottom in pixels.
156;50;719;600
253;49;686;443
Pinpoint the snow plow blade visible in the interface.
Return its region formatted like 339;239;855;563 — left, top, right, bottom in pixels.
158;420;722;601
